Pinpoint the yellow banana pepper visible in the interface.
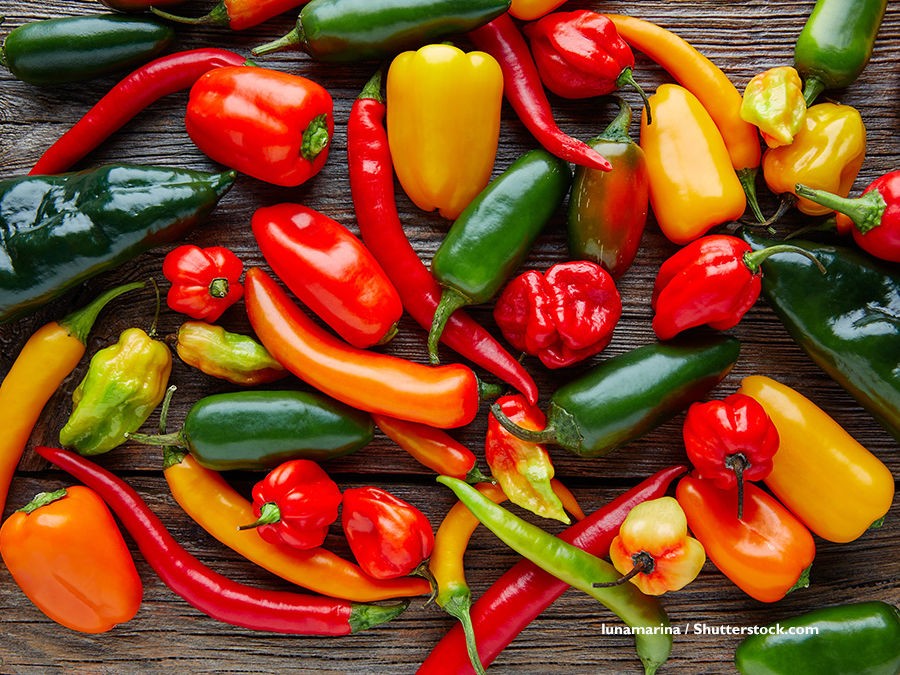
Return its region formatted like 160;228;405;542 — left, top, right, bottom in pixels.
387;43;503;220
640;83;746;245
762;102;866;216
738;375;894;544
740;66;807;148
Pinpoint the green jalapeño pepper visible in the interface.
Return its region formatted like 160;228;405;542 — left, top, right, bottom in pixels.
427;148;572;363
59;327;173;456
492;336;740;457
174;321;287;386
734;601;900;675
128;390;374;470
0;165;235;324
1;14;175;86
743;231;900;442
253;0;511;62
794;0;888;105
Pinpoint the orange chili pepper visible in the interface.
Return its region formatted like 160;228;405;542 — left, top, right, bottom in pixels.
244;267;490;429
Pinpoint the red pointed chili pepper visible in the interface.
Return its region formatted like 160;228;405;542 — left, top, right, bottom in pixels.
162;245;244;322
152;0;308;31
651;234;824;340
682;393;779;519
239;459;342;551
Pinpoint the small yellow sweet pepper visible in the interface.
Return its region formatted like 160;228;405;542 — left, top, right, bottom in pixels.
740;66;807;148
762;102;866;216
387;43;503;220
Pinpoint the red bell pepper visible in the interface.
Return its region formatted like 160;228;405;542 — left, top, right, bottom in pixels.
185;66;333;187
651;234;824;340
252;203;403;348
796;170;900;263
523;10;651;120
240;459;342;551
493;261;621;368
342;486;434;580
682;393;779;519
162;244;244;322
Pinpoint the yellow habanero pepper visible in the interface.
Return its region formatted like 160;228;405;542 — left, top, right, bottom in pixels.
762;102;866;216
387;43;503;220
738;375;894;544
640;84;746;245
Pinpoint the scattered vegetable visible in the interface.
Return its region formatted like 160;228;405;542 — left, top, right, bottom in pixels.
163;245;244;322
174;321;287;386
739;66;807;148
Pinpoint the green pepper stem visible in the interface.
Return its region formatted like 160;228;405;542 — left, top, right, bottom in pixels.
465;465;492;484
149;276;161;337
127;430;185;448
593;551;655;588
375;321;399;346
359;69;385;103
252;26;304;56
18;488;68;515
592;95;632;145
737;168;767;224
787;564;812;595
150;4;229;26
490;402;557;445
743;243;826;275
802;77;825;107
427;288;471;364
159;386;188;469
795;183;886;234
477;379;503;401
347;600;410;633
301;114;330;161
208;277;230;299
59;281;145;344
724;453;748;520
238;502;282;530
440;590;487;675
616;69;652;125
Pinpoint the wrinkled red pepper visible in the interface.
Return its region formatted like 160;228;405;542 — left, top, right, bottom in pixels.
494;261;621;368
185;66;333;187
682;393;780;519
342;487;434;580
240;459;343;550
524;10;651;120
651;234;824;340
162;244;244;322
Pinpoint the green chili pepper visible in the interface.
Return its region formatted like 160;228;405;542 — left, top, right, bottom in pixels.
491;336;740;457
794;0;888;106
734;601;900;675
427;148;572;363
0;14;175;86
252;0;511;62
128;390;374;470
60;327;173;456
0;165;235;324
743;231;900;442
437;475;672;675
174;321;287;386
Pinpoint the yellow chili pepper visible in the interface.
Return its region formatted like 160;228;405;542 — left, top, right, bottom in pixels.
640;84;747;245
762;102;866;216
509;0;567;21
740;66;807;148
387;43;503;220
738;375;894;543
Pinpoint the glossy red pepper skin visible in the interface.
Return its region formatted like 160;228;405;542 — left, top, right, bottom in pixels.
346;71;538;404
30;49;248;176
373;414;481;480
494;261;621;368
152;0;308;31
342;487;434;580
418;465;687;674
185;67;333;187
252;203;402;348
162;245;244;322
244;460;342;550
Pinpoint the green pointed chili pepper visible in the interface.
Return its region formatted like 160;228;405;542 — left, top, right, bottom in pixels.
427;148;572;363
437;475;672;675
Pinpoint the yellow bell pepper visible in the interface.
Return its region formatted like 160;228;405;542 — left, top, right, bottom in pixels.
509;0;567;21
386;43;503;220
640;83;746;245
738;375;894;544
740;66;807;148
762;102;866;216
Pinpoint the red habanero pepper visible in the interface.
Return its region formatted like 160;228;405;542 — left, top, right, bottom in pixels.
342;487;434;580
682;393;779;519
252;203;402;348
185;67;333;187
162;245;243;322
239;459;342;551
417;465;687;674
494;261;621;369
651;234;824;341
152;0;308;31
30;49;248;176
346;70;538;404
796;170;900;263
35;446;408;634
468;14;612;172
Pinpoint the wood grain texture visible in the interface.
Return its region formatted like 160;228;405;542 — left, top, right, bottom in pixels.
0;0;897;672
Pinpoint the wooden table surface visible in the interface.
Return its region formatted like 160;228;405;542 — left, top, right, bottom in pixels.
0;0;897;672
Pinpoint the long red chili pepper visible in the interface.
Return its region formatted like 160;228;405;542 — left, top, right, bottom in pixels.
417;464;687;673
35;445;408;635
468;14;612;172
30;49;248;176
346;70;538;405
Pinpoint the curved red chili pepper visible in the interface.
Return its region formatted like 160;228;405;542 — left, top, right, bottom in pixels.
468;14;612;172
372;414;483;481
35;446;408;635
346;71;538;405
30;49;249;176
